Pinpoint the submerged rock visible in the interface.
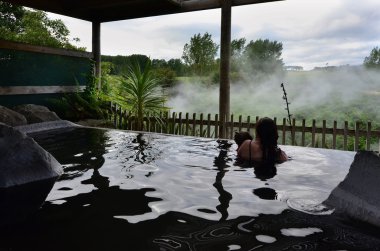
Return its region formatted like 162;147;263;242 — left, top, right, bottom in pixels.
13;104;60;124
324;151;380;227
0;123;63;226
0;105;27;126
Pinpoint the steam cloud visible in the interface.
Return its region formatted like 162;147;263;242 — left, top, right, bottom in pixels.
168;67;380;124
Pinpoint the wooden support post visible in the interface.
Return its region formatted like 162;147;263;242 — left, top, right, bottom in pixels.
219;0;231;139
92;21;101;90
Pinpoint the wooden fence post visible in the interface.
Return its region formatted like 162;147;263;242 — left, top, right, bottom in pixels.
332;120;337;149
192;113;196;136
366;121;371;151
322;120;326;148
312;119;316;147
301;119;306;147
215;114;219;138
185;113;189;136
343;121;348;150
179;112;183;135
200;113;204;137
230;114;234;139
355;121;360;151
291;118;296;146
207;114;211;138
247;116;251;134
282;118;286;145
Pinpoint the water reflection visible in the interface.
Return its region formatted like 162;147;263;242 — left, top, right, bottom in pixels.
213;140;233;221
3;127;376;250
253;187;278;200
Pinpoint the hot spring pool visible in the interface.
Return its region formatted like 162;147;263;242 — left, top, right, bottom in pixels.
1;126;380;250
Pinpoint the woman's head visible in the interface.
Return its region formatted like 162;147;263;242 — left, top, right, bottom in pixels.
255;117;279;146
255;117;279;163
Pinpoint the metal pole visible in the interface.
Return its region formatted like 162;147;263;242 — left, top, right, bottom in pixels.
219;0;231;138
92;21;101;90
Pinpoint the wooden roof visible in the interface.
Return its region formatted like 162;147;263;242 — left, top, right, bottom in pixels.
3;0;281;22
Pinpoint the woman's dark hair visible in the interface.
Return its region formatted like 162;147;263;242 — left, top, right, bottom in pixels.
255;117;280;165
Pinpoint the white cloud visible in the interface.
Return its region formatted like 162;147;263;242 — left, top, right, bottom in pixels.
48;0;380;70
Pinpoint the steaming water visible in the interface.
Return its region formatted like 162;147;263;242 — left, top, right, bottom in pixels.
2;127;380;250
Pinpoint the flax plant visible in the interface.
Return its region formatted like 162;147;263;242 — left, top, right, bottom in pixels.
111;61;169;131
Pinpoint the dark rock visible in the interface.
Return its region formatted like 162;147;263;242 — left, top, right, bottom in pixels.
324;151;380;227
0;123;63;226
0;105;27;126
13;104;60;124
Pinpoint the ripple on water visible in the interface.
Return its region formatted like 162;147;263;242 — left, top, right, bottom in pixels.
133;164;159;172
255;235;277;243
281;227;323;237
278;189;335;215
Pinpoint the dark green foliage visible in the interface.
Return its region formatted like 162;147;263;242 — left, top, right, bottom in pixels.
49;92;105;121
153;67;177;88
244;39;284;75
182;32;219;76
167;58;186;76
47;74;108;122
0;1;24;33
0;2;83;50
364;47;380;69
231;38;246;72
102;54;150;75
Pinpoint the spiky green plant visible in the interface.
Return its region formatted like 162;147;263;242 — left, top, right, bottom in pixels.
111;60;169;131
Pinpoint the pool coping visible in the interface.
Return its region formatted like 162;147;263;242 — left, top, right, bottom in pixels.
15;120;81;134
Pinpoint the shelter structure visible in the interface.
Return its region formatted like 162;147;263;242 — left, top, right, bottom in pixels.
2;0;282;138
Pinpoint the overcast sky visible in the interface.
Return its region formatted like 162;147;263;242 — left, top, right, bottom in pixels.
48;0;380;70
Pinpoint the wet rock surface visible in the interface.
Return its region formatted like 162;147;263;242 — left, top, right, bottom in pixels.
325;151;380;227
0;105;27;126
13;104;60;124
0;123;63;226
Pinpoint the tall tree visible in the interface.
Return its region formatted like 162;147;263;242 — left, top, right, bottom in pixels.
0;3;82;50
231;38;246;72
182;32;219;76
244;39;284;75
364;47;380;69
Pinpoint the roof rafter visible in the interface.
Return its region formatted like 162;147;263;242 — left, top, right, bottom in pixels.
2;0;282;22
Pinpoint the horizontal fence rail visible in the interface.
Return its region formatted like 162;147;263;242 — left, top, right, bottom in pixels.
108;103;380;152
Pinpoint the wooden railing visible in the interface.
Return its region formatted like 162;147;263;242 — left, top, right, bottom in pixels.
108;104;380;152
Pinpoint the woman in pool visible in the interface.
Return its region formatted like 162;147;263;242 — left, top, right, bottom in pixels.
237;117;288;165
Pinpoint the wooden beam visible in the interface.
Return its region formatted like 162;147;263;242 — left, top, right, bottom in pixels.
219;0;231;139
0;86;86;95
92;21;101;90
0;40;93;58
181;0;281;11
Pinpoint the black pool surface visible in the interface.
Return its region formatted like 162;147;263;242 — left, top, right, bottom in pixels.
1;127;380;251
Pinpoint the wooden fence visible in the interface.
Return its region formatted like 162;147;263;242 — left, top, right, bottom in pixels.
108;104;380;152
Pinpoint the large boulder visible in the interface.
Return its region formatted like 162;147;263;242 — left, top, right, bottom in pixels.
13;104;60;124
0;123;63;226
324;151;380;227
0;105;27;126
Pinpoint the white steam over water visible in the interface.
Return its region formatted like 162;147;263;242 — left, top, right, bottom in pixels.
168;68;380;123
